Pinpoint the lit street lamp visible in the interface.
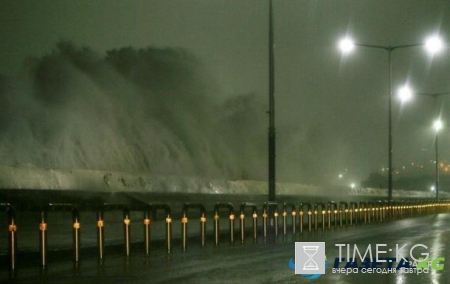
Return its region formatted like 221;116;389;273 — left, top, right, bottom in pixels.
398;85;413;103
338;35;444;200
416;92;450;200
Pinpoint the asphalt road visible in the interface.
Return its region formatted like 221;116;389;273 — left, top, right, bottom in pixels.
1;212;450;283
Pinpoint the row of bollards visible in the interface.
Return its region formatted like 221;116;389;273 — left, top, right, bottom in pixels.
1;200;450;271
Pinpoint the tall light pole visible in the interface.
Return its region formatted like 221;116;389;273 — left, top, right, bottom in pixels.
433;119;443;200
268;0;276;201
417;92;450;200
339;36;443;200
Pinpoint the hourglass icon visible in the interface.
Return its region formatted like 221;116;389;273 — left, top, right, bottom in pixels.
303;246;319;270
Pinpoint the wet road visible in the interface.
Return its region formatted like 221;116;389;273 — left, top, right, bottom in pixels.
1;213;450;283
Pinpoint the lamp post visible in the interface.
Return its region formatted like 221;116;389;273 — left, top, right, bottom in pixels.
433;119;443;200
268;0;275;201
416;92;450;200
339;36;443;200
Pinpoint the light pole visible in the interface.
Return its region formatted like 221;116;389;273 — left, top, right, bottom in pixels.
433;119;443;200
339;36;444;200
416;92;450;200
268;0;275;201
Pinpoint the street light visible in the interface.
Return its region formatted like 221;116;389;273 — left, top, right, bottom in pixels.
338;35;444;200
398;85;413;103
416;92;450;200
433;119;443;132
433;119;443;200
425;36;444;53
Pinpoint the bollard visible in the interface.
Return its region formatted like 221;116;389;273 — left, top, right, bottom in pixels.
375;202;379;222
327;202;337;229
314;203;326;230
181;203;206;251
150;204;172;253
367;202;373;223
401;202;406;218
213;203;235;246
262;202;278;238
394;202;398;219
97;208;105;260
239;203;258;243
380;201;387;221
143;206;151;255
349;202;358;226
326;203;332;229
8;206;17;271
359;202;367;224
377;201;383;222
313;204;318;231
354;204;359;225
302;203;312;232
1;203;17;271
308;207;312;232
123;207;131;257
282;203;296;235
298;203;306;233
386;201;392;220
99;203;134;257
367;203;373;224
339;202;348;227
72;207;81;264
39;209;48;268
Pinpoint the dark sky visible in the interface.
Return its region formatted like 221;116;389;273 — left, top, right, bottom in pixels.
1;0;450;189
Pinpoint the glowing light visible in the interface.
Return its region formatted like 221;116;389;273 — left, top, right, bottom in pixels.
425;36;444;54
398;85;413;102
431;186;435;192
350;183;355;189
338;174;343;178
339;38;355;53
433;120;443;132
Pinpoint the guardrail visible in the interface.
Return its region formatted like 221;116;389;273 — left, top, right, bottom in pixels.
181;203;206;251
97;203;132;260
213;203;235;246
39;203;79;268
282;202;296;235
143;204;172;254
262;202;278;237
0;199;449;271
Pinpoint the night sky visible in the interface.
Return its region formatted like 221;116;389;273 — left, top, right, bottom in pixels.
1;0;450;190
